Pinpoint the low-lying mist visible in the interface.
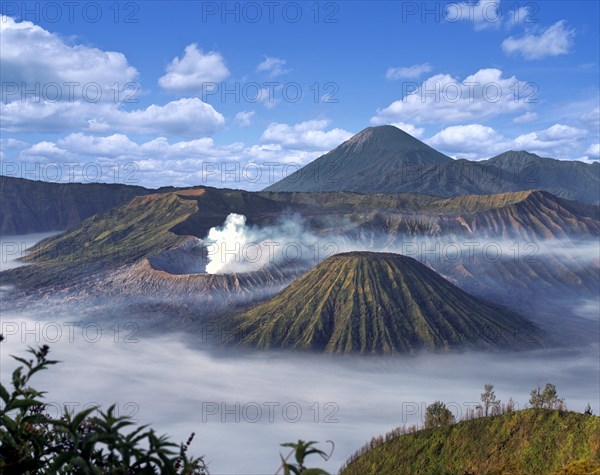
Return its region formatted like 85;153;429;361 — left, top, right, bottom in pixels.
1;313;598;474
1;232;599;473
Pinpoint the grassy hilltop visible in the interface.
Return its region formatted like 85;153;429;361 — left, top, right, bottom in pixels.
340;409;600;475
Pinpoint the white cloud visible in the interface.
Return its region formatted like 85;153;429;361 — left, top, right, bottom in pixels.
426;124;505;159
389;122;425;138
0;15;138;101
234;111;255;127
372;68;532;125
260;120;352;149
445;0;502;30
256;57;289;77
1;98;225;137
23;141;67;158
513;112;538;124
0;17;225;138
158;43;229;93
502;21;575;60
426;123;589;160
585;143;600;159
5;120;352;189
386;63;432;80
108;98;225;136
511;124;587;158
1;101;92;133
520;123;588;148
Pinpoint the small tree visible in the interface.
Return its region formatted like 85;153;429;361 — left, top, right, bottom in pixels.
424;402;455;429
529;386;543;408
541;383;564;409
529;383;564;410
584;403;593;416
480;384;501;416
541;383;558;409
505;397;516;413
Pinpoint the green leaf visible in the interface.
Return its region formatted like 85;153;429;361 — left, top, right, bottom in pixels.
0;382;10;402
5;397;43;411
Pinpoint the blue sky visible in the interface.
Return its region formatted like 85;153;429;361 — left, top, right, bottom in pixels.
1;0;598;189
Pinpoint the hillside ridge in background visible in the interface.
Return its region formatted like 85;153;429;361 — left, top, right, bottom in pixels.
264;125;600;203
340;409;600;475
226;251;545;353
0;176;157;234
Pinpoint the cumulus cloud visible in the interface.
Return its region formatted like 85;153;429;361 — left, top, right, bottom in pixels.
256;57;289;77
0;15;139;108
1;98;225;137
513;124;587;152
16;133;220;163
372;68;532;125
0;15;138;89
585;143;600;160
426;124;505;159
445;0;502;30
1;101;95;133
0;17;226;137
234;111;255;127
260;120;352;149
158;43;229;93
103;98;225;136
426;123;589;160
4;119;346;189
386;63;432;80
502;21;575;60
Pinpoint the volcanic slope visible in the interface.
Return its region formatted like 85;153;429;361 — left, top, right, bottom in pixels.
226;251;544;353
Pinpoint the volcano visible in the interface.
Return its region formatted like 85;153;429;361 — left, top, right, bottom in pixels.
226;251;545;353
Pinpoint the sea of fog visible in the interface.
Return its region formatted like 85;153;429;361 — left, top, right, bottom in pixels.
1;234;599;474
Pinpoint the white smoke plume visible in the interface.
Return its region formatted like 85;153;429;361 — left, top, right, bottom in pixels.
203;213;600;275
203;213;325;274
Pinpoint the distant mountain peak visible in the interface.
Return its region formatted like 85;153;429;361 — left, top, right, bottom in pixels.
340;125;431;152
264;125;451;192
263;125;600;202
